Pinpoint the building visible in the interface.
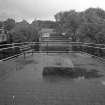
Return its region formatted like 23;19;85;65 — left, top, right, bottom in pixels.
0;27;8;44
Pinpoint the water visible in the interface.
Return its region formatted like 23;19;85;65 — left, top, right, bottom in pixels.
0;53;105;105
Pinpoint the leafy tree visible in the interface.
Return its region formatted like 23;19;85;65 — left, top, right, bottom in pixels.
77;8;105;43
4;18;16;31
31;20;57;31
55;10;82;41
10;20;38;43
55;8;105;43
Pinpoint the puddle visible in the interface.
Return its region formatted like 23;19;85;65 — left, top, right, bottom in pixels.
43;67;103;80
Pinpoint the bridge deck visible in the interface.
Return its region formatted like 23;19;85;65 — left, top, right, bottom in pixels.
0;53;105;105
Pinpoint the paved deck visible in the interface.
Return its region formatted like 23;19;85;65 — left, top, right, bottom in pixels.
0;53;105;105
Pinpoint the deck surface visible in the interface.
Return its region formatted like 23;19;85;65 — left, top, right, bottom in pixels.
0;53;105;105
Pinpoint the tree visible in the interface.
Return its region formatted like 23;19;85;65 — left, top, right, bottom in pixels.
77;8;105;43
55;10;82;41
10;20;38;43
31;20;57;31
55;8;105;43
4;18;16;31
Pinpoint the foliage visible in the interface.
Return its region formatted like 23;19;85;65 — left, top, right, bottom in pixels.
9;20;38;43
2;19;57;43
31;20;57;31
4;18;16;31
55;8;105;44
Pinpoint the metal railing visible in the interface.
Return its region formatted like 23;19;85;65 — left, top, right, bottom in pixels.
0;41;105;61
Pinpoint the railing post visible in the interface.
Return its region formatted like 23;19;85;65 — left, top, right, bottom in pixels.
47;40;48;55
12;43;15;56
23;43;26;59
23;51;25;59
32;42;34;56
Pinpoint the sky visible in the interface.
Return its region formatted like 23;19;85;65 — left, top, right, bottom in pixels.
0;0;105;23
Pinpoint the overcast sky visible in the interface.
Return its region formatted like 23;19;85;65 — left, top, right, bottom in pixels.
0;0;105;22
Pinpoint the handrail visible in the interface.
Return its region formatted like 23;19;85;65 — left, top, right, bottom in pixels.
0;41;105;51
0;41;105;61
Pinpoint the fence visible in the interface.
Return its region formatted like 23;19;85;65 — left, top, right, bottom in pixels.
0;41;105;61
